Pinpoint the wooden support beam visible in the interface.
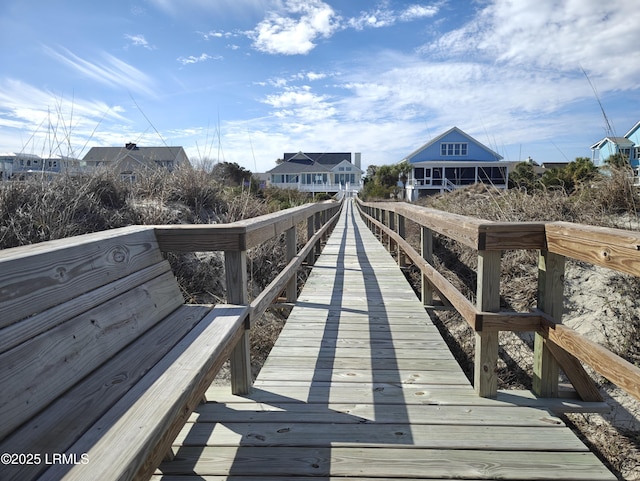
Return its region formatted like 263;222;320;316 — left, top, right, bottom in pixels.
306;215;315;265
421;226;434;306
397;214;406;267
314;212;322;258
533;250;563;397
388;211;396;254
474;250;501;398
224;250;251;395
285;226;297;303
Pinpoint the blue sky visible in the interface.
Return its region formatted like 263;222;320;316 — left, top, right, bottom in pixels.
1;0;639;173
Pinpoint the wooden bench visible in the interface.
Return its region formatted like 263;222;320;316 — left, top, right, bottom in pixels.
0;226;249;481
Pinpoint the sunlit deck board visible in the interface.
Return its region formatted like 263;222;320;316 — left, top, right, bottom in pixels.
155;200;616;481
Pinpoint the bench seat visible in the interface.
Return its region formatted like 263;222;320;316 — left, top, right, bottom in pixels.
0;227;248;481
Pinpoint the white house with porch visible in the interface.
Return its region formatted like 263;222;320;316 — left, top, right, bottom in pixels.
402;127;515;201
268;152;363;194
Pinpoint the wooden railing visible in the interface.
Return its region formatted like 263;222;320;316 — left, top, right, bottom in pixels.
355;197;640;402
154;200;343;395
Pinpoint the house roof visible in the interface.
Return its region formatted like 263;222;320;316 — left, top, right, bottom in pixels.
403;127;503;162
267;161;332;174
83;145;186;163
269;151;360;174
590;136;634;149
624;120;640;138
283;152;352;166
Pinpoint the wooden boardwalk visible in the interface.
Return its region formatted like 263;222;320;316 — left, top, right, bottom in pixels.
153;201;615;480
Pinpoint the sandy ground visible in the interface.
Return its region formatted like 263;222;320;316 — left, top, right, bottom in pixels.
561;262;640;479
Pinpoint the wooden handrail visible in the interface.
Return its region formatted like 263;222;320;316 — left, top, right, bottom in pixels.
546;221;640;277
153;201;337;252
155;199;343;394
359;200;547;251
249;204;343;325
355;197;640;403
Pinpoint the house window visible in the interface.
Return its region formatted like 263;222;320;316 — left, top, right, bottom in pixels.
479;166;507;184
440;143;468;156
620;148;631;159
444;167;474;185
634;147;640;159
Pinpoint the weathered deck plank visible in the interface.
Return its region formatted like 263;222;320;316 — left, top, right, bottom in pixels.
155;200;616;481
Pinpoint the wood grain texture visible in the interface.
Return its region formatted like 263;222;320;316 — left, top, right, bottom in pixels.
546;221;640;276
0;271;184;441
159;446;614;479
0;304;212;481
0;227;162;328
0;260;172;353
41;305;249;481
474;250;501;398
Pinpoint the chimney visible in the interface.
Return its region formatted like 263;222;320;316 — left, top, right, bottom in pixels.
354;152;361;169
125;143;137;150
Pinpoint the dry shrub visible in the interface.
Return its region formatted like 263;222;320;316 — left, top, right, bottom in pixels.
579;168;639;216
167;165;223;223
0;172;138;248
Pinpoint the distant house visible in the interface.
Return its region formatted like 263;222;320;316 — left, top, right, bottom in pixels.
591;121;640;183
0;152;84;179
83;143;190;181
403;127;514;200
267;152;363;193
0;153;14;180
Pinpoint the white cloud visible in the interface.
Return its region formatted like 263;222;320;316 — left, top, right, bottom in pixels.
306;71;327;81
177;53;222;65
400;5;439;21
251;0;340;55
0;79;128;157
348;3;439;30
425;0;640;89
262;85;336;121
124;34;155;50
199;30;237;40
43;46;157;97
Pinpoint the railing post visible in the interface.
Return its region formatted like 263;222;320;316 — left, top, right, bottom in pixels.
306;214;315;265
225;250;251;395
314;212;322;258
286;226;297;302
533;250;564;397
421;226;434;306
388;211;396;254
397;214;406;267
474;250;501;398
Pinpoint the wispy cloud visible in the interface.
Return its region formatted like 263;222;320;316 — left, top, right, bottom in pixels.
124;34;156;50
43;46;157;96
177;53;222;65
348;3;439;30
0;78;128;157
423;0;640;88
199;30;237;40
250;0;340;55
262;85;336;120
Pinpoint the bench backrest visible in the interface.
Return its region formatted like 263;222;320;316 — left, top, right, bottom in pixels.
0;227;185;441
